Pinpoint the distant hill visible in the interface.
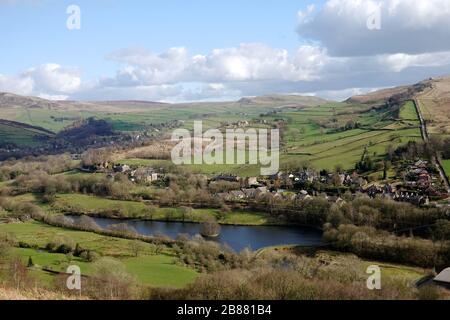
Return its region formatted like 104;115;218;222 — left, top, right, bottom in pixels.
0;92;169;113
0;92;62;109
238;94;329;107
0;92;328;112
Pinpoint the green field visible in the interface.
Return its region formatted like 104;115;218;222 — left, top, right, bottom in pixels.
442;159;450;180
0;221;198;288
274;102;422;170
120;158;262;177
117;101;423;172
0;122;52;147
0;95;427;173
52;193;275;225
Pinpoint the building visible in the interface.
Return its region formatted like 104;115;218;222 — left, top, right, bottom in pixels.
132;167;159;183
113;164;131;173
433;268;450;288
229;190;245;200
213;174;240;182
246;177;259;187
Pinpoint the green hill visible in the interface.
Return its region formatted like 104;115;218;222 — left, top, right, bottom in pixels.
0;119;54;147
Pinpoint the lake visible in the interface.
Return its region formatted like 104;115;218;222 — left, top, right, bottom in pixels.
68;216;323;252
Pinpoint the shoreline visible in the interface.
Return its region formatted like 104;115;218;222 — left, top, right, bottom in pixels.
63;211;323;230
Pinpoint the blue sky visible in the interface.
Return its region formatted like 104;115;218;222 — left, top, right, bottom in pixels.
1;0;319;78
1;0;450;102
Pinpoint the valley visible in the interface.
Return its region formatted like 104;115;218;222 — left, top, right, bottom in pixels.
0;76;450;300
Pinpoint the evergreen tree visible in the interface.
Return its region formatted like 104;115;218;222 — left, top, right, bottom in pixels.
27;256;34;268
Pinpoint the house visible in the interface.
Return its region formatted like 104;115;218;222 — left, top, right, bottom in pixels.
113;164;131;173
132;167;159;183
327;196;345;205
229;190;245;200
366;185;382;198
297;191;312;201
242;188;257;198
213;174;240;182
418;173;432;188
246;177;259;187
393;192;429;206
297;170;316;183
414;160;428;169
255;186;268;195
433;268;450;288
216;192;231;201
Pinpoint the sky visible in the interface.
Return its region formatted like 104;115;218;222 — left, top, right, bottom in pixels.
1;0;450;102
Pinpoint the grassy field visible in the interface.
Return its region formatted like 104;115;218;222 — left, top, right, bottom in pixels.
261;247;427;283
116;101;423;173
0;122;52;147
51;193;275;225
0;221;198;288
274;102;422;170
119;158;262;177
53;194;149;217
1;93;428;173
442;159;450;180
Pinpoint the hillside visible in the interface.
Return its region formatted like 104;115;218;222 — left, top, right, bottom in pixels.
238;94;329;107
0;77;448;171
0;92;330;133
414;76;450;136
0;119;54;147
0;286;86;300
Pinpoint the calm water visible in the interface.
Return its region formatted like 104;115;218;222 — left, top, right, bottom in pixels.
68;216;323;252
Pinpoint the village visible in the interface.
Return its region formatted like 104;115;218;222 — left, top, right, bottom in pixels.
81;157;450;208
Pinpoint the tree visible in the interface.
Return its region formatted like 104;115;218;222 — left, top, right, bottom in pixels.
180;206;194;222
130;240;145;257
8;257;30;290
107;223;137;235
200;218;221;237
27;256;34;268
0;233;13;261
89;257;136;299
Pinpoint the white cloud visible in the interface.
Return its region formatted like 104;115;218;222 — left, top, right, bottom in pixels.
23;63;81;94
0;63;81;99
3;45;450;102
104;43;329;86
379;52;450;72
297;0;450;56
305;87;384;101
0;74;34;96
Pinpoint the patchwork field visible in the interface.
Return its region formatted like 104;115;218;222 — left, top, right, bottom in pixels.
270;101;421;170
0;120;53;147
0;221;198;288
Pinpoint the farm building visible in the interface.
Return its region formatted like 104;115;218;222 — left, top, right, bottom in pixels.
433;268;450;288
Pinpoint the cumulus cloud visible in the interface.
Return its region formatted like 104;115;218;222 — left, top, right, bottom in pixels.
0;63;81;100
104;43;329;86
3;43;450;102
297;0;450;56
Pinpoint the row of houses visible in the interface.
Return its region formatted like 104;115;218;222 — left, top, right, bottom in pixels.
363;184;431;206
104;164;160;183
403;160;441;190
214;187;349;205
213;170;368;188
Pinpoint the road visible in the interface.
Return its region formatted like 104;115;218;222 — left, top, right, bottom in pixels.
413;99;450;193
